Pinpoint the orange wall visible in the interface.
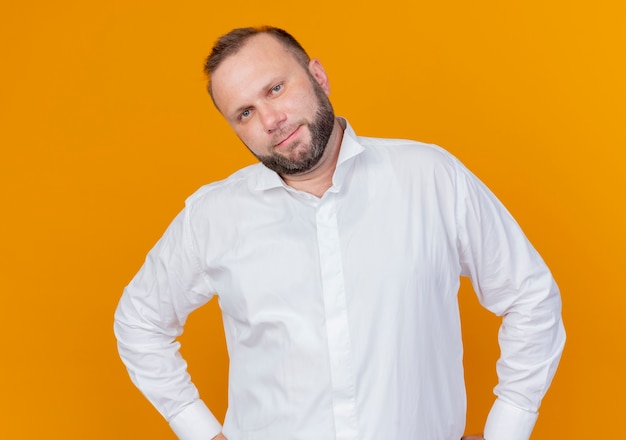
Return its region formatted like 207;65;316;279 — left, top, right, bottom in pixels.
1;1;624;438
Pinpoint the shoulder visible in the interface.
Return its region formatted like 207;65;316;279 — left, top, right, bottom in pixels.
357;134;461;173
184;163;265;209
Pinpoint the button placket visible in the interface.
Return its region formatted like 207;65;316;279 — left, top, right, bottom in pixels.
316;195;359;439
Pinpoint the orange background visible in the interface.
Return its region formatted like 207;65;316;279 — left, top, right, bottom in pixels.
1;1;624;438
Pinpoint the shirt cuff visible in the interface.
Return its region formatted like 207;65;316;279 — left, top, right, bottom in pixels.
483;398;538;440
169;400;222;440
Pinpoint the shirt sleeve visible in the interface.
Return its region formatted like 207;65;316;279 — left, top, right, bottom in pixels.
453;159;566;440
113;207;222;440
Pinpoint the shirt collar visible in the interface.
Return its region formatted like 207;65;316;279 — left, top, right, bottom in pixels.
252;117;364;192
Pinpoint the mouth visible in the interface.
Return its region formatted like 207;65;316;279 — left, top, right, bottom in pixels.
274;125;302;149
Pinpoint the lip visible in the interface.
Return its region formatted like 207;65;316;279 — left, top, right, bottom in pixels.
275;125;301;149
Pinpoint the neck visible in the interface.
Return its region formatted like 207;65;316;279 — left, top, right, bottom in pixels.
281;118;345;198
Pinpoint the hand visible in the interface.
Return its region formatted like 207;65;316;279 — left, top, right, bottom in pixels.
211;434;227;440
461;436;485;440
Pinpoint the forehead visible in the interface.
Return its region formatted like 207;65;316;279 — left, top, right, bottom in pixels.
211;34;305;112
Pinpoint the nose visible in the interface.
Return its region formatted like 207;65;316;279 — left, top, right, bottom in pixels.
259;103;286;133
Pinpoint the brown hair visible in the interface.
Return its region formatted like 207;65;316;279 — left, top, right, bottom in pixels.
204;26;311;100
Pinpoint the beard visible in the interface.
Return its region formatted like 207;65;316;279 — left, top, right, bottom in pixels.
253;79;335;176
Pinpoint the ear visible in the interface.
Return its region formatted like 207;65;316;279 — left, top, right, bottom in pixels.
308;59;331;95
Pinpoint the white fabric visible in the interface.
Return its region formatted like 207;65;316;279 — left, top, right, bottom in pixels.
114;119;565;440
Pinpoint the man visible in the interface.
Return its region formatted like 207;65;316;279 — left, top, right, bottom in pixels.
114;26;565;440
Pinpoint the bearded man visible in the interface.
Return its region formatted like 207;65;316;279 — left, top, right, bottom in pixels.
115;26;565;440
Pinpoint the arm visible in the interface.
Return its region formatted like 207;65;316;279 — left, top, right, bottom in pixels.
455;160;565;440
114;208;223;440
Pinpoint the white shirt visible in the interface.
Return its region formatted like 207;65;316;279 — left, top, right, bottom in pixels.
114;119;565;440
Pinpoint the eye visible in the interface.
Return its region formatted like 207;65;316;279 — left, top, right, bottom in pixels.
270;84;283;94
239;109;252;120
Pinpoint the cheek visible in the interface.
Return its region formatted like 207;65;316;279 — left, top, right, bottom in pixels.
281;82;318;116
291;90;318;115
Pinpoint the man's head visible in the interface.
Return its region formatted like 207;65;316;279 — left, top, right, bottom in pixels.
204;26;337;176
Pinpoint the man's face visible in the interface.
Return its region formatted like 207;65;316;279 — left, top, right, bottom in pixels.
211;34;335;176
